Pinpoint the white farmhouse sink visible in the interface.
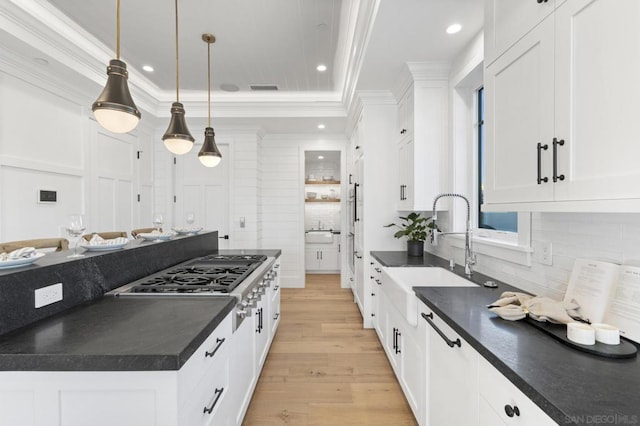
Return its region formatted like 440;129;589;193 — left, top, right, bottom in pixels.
381;267;477;326
305;231;333;244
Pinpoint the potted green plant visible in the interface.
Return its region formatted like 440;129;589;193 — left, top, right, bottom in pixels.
385;212;438;257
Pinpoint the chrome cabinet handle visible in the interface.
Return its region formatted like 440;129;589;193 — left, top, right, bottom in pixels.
203;387;224;414
421;312;461;348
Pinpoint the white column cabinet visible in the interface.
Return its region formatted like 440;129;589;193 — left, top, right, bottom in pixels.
485;0;640;211
396;78;448;211
370;259;383;337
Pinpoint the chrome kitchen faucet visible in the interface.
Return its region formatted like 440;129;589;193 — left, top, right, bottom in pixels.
432;193;476;276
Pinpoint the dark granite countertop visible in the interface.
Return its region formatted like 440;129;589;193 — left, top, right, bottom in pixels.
371;251;640;424
0;296;235;371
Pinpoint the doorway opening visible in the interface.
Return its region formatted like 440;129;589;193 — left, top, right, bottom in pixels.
303;150;341;274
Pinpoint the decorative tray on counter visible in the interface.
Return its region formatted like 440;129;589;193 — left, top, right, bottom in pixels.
525;318;638;359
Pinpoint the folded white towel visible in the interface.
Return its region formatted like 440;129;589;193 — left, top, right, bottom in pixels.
0;247;37;261
87;235;128;246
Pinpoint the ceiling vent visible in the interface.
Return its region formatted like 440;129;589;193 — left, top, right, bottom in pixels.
250;84;279;91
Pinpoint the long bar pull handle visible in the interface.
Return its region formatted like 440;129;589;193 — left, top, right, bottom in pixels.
552;138;565;182
421;312;461;348
204;337;226;358
537;143;548;184
203;388;224;414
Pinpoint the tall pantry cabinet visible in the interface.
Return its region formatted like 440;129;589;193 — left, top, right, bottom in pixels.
347;94;401;328
484;0;640;211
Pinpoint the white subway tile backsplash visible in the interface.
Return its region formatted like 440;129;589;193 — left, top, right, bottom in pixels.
431;212;640;299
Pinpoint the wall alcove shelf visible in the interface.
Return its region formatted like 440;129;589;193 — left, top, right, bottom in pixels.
305;180;340;185
305;199;341;203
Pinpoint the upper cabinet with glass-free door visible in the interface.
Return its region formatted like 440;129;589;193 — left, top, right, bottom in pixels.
484;0;640;212
395;64;449;211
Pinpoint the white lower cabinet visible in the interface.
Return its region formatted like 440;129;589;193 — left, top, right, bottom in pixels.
421;308;479;426
378;284;425;424
0;313;234;426
478;357;556;426
370;259;383;335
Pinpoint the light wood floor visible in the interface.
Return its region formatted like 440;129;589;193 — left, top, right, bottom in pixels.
243;274;417;426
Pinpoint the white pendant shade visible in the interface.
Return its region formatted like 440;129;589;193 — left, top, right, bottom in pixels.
199;154;222;168
94;108;140;134
164;138;194;155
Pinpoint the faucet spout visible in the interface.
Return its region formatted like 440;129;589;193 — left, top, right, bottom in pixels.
431;193;476;276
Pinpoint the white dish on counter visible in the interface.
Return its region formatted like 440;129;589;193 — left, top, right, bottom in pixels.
79;241;128;251
172;227;203;235
0;252;45;269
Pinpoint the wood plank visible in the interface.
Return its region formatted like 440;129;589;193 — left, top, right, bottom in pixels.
243;274;417;425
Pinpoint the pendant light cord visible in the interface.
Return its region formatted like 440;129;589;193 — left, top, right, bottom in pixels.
174;0;180;102
116;0;120;59
207;41;211;127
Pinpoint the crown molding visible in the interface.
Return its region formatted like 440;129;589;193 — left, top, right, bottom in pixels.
1;0;379;124
392;61;451;101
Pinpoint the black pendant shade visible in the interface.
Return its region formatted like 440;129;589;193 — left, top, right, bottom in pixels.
162;102;195;155
198;127;222;167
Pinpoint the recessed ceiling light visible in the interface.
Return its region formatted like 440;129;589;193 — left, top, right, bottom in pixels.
142;65;154;72
318;155;324;160
220;83;240;92
316;64;327;72
317;124;326;129
446;23;462;34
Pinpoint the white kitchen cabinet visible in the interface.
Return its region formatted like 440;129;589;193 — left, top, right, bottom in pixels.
478;357;557;426
421;308;479;426
255;290;270;370
304;240;340;272
370;259;383;337
484;0;557;66
0;313;233;426
396;80;448;211
230;313;256;426
377;277;424;425
269;261;281;337
485;0;640;211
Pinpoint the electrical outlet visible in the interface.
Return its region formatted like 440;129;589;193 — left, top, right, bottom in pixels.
538;241;553;266
35;283;63;308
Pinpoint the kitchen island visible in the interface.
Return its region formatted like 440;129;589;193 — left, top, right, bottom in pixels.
0;233;282;425
372;251;640;425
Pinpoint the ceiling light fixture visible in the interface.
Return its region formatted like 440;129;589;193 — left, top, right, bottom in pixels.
317;64;327;72
92;0;141;134
446;23;462;34
198;33;222;168
162;0;194;155
317;124;325;129
318;155;324;160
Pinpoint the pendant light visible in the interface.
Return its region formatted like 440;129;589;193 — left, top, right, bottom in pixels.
92;0;141;134
162;0;194;155
198;34;222;168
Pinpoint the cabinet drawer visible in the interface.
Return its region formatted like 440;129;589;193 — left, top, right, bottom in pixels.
478;357;556;425
178;314;232;396
181;357;229;426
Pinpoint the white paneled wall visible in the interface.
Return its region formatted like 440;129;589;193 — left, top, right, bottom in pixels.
229;132;260;249
0;63;154;242
260;135;348;288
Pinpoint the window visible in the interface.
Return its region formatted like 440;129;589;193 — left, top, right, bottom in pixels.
477;87;517;233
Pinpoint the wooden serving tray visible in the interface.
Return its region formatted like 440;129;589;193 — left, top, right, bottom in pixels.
525;318;638;359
